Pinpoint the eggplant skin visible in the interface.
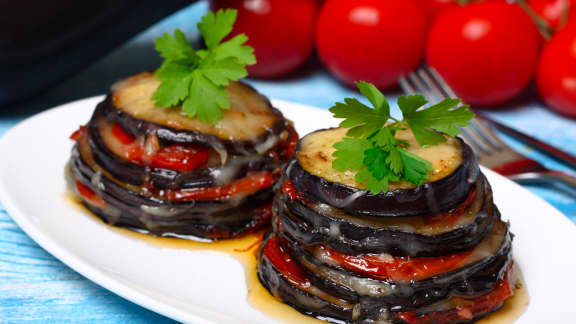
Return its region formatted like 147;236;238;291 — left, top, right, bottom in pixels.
287;130;479;218
257;233;508;324
278;222;512;311
69;146;273;239
276;174;496;257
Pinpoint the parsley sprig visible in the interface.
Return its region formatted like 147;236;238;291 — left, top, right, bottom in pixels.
330;82;474;194
152;9;256;124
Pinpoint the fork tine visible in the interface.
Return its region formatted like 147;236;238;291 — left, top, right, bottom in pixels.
417;69;445;103
408;72;435;102
398;75;416;95
428;67;457;98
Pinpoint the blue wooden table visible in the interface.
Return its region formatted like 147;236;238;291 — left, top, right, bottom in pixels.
1;1;575;323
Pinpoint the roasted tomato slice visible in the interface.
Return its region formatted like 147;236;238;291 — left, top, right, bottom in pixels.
75;180;106;207
111;124;136;145
147;144;210;172
108;123;210;173
70;126;87;141
264;235;311;288
317;245;472;282
168;172;276;201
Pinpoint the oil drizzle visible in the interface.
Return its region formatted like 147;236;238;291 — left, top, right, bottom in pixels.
67;194;528;324
477;271;529;324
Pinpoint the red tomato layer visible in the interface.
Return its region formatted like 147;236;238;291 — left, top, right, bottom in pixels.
70;126;87;141
396;264;515;324
263;235;311;289
317;245;472;282
75;180;106;208
281;179;307;201
109;123;210;173
165;172;276;201
111;124;136;145
279;127;299;160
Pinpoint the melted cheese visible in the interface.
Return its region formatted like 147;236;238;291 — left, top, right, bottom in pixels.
111;73;279;141
296;128;462;190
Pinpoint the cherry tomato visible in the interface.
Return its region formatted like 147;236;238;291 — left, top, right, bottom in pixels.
529;0;576;31
537;25;576;117
427;1;542;106
210;0;320;78
315;0;429;89
415;0;460;18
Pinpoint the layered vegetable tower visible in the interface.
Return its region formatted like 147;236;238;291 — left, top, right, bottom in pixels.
67;73;297;239
258;126;516;323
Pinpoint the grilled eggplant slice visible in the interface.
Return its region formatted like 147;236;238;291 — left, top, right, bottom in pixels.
287;128;479;218
102;73;292;155
275;174;496;256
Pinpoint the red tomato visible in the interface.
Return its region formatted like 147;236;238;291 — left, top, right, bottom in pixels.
315;0;429;89
169;172;275;200
537;25;576;117
210;0;320;78
319;245;472;282
263;235;310;288
75;180;106;207
149;145;210;172
108;123;210;172
111;124;135;145
415;0;460;18
529;0;576;31
427;2;542;106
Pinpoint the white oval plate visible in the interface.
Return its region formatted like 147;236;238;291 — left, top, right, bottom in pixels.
0;97;575;324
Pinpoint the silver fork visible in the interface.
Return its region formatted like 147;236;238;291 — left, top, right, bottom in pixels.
399;67;576;193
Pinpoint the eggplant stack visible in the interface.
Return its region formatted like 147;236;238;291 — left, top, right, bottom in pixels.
67;73;297;240
258;128;516;324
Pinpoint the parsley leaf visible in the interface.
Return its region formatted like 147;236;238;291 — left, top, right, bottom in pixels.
329;81;390;138
152;9;256;124
332;137;372;172
197;9;237;49
154;29;197;63
399;149;434;185
399;95;474;146
330;82;474;194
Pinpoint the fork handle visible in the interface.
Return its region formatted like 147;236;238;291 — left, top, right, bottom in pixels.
509;171;576;194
